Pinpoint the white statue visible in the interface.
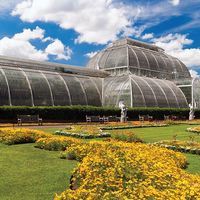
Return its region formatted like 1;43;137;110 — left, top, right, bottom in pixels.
189;103;195;120
119;101;127;123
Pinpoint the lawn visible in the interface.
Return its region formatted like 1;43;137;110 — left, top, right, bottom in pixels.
36;124;200;175
0;143;77;200
1;124;200;199
109;124;200;143
185;154;200;175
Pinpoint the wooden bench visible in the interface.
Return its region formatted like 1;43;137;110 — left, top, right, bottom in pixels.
139;114;153;122
86;115;103;123
104;116;120;122
86;115;120;123
17;115;43;126
164;115;186;121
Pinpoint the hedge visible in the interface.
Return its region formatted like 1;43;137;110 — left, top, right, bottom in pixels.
0;105;196;122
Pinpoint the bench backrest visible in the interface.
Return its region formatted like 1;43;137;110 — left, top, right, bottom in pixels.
107;115;119;122
17;115;39;121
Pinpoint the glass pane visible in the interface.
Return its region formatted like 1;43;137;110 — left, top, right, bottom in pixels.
3;68;32;106
45;73;71;106
61;75;87;105
0;68;9;105
24;69;52;106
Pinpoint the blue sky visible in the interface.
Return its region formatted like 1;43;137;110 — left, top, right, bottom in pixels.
0;0;200;75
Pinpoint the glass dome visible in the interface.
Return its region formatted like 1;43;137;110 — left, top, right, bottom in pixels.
87;38;191;81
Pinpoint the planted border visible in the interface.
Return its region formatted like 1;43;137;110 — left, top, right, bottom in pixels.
153;140;200;155
54;130;111;139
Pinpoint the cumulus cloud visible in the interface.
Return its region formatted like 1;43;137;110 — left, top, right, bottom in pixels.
45;39;72;60
0;26;72;61
13;26;44;41
0;26;47;60
141;33;154;40
152;33;200;68
169;0;180;6
0;0;21;12
85;51;98;58
12;0;137;44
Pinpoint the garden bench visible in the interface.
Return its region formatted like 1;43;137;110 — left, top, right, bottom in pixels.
17;115;43;126
139;115;153;122
86;115;103;122
104;115;120;122
164;115;186;121
86;115;120;123
164;115;179;120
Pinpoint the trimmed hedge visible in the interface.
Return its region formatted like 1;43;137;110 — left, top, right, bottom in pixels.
0;105;195;122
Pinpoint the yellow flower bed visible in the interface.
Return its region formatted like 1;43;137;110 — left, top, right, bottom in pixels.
0;128;48;145
35;136;82;151
187;126;200;133
55;141;200;200
68;125;101;135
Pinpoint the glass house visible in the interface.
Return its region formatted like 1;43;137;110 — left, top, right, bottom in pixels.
0;38;193;108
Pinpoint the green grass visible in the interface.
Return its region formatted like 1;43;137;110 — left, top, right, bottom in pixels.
0;143;77;200
38;124;200;143
109;124;200;143
1;124;199;199
185;154;200;175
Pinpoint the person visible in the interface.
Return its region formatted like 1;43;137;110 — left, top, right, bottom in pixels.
119;101;127;123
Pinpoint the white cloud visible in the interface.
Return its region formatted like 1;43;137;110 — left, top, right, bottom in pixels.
13;26;44;41
152;33;200;68
0;27;72;61
0;26;48;60
141;33;154;40
42;36;53;42
12;0;137;44
169;0;180;6
189;69;199;78
45;39;72;61
85;51;98;58
0;0;22;12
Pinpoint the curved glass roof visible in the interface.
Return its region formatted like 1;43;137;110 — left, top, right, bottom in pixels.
0;55;109;78
87;38;191;81
0;66;102;106
103;75;188;108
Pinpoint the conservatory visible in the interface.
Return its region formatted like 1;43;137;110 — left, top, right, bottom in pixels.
0;38;196;108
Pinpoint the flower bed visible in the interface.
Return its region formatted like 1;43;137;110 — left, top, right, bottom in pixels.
153;140;200;155
187;127;200;133
100;123;168;130
54;125;111;139
55;131;110;139
55;141;200;200
35;136;82;151
0;128;48;145
111;131;143;143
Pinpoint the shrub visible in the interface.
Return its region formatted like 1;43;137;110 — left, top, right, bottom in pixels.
0;128;48;145
0;106;193;122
